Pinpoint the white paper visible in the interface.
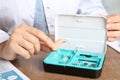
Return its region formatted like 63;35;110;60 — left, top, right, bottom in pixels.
107;38;120;53
0;59;30;80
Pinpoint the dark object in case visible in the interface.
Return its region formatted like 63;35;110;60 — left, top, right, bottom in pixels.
43;15;107;78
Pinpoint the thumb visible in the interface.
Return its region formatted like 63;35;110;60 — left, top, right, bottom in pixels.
52;39;66;50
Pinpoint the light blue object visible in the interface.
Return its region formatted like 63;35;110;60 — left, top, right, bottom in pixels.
0;70;23;80
44;49;105;70
43;15;106;78
44;15;106;71
34;0;49;34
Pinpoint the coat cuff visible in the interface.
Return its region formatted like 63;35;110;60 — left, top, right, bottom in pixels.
0;30;9;43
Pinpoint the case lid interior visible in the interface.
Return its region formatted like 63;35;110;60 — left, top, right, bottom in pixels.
55;15;107;53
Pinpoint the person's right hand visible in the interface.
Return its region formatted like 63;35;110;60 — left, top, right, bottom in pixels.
106;14;120;41
0;24;65;60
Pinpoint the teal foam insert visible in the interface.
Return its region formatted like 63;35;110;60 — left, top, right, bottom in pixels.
44;49;105;70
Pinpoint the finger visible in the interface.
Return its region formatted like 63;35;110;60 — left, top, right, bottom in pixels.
40;39;66;52
106;14;116;18
13;43;31;59
106;14;120;19
107;15;120;23
107;31;120;38
22;24;55;48
18;38;34;55
52;39;66;50
107;37;117;42
106;23;120;30
41;43;51;52
22;32;40;53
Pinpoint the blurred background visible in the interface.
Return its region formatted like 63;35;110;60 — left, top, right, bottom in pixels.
102;0;120;14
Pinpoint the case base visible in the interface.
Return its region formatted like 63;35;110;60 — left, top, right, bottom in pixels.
43;49;105;78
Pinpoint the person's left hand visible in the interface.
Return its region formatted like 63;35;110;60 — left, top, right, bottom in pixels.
106;14;120;42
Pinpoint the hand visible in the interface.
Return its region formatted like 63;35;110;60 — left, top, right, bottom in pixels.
0;24;65;60
106;14;120;42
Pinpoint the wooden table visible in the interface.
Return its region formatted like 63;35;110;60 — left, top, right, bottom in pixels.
11;45;120;80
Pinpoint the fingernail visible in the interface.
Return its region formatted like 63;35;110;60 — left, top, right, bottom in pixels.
49;43;55;48
107;18;112;23
25;55;30;59
106;25;110;29
107;32;111;37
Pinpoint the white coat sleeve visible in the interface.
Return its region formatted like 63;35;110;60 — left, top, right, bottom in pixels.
0;29;9;43
79;0;108;16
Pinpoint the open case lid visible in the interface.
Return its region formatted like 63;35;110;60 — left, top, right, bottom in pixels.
55;15;107;53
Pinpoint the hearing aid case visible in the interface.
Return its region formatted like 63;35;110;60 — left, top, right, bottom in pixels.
43;15;107;78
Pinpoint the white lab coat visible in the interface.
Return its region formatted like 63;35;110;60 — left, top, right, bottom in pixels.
0;0;107;43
